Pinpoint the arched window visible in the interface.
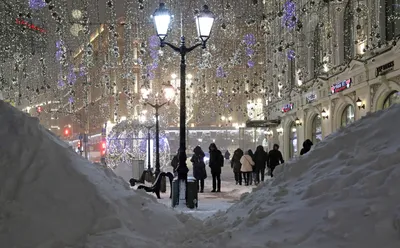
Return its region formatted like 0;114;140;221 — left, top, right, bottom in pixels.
341;104;355;127
344;0;354;61
289;122;298;158
311;114;322;144
383;90;400;109
385;0;400;41
313;26;322;77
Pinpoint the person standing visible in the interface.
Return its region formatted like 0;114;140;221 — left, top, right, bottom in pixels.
224;150;230;160
268;144;284;177
191;146;207;193
240;150;255;186
300;139;313;155
209;143;224;192
248;149;255;185
231;148;244;185
171;151;179;177
254;145;268;184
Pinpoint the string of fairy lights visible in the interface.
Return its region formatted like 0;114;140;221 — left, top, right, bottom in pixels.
0;0;398;129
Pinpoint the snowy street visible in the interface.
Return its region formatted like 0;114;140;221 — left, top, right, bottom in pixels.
157;163;256;220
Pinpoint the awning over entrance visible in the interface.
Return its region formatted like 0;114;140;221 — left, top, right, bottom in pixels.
245;119;281;128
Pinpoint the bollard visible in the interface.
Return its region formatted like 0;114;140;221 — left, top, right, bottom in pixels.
186;177;198;209
171;178;179;207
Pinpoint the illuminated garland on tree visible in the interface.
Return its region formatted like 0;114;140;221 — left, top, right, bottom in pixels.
216;65;227;78
282;0;296;30
29;0;46;9
287;49;295;60
243;34;256;68
106;119;171;170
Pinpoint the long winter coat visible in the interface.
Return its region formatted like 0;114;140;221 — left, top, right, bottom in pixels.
268;149;284;168
254;147;268;171
240;154;255;172
231;149;244;173
191;153;207;180
209;149;224;175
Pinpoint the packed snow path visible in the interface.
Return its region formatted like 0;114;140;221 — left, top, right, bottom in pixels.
158;165;257;220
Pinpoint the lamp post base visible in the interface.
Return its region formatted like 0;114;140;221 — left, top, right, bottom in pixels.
144;170;155;183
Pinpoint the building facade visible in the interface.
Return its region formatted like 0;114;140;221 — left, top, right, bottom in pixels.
55;18;142;138
264;0;400;160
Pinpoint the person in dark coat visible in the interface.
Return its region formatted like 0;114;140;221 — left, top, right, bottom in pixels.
231;148;244;185
175;150;189;181
209;143;224;192
224;150;231;160
191;146;207;193
171;151;179;176
247;149;255;185
268;144;284;177
300;139;313;155
254;145;269;184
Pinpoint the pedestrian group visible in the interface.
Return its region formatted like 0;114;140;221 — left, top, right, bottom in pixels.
171;139;314;192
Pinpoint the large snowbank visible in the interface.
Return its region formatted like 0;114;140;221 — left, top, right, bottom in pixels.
0;101;194;248
171;105;400;248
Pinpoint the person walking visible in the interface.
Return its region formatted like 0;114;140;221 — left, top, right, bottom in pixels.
254;145;268;184
191;146;207;193
300;139;313;155
240;150;255;186
268;144;284;177
209;143;224;192
231;148;244;185
248;149;255;185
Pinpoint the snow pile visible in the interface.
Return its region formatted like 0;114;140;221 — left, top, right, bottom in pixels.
113;162;134;182
0;101;194;248
172;105;400;248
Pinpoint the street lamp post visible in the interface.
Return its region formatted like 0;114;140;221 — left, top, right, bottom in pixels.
143;125;154;172
152;3;215;182
141;82;175;176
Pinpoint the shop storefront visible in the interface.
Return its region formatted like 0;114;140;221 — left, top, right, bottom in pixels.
341;104;355;127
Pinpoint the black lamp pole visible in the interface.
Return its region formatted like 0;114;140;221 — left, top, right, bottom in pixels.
159;37;204;180
145;101;168;175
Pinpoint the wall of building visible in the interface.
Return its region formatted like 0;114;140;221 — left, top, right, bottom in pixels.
269;42;400;160
264;0;400;160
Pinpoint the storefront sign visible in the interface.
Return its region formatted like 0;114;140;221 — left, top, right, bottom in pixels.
376;61;394;77
331;79;352;94
306;93;317;104
15;18;46;33
282;103;294;113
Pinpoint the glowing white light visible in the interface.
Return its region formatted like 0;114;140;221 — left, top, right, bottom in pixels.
152;3;171;41
72;9;82;19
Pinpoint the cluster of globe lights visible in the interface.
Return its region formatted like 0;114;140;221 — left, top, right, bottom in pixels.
106;118;171;171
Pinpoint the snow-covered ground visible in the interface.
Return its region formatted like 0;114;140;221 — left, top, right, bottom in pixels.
167;105;400;248
0;101;197;248
157;165;257;220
